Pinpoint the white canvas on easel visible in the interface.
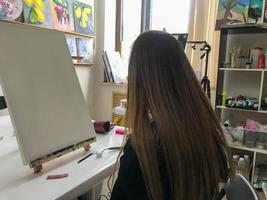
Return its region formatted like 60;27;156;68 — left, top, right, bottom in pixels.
0;21;96;165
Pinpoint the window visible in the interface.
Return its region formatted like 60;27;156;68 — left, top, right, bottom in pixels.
151;0;191;33
121;0;142;60
115;0;191;80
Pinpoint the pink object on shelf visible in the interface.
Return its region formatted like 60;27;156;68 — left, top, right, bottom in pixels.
115;128;125;135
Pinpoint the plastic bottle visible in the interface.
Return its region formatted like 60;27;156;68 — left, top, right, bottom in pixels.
238;157;246;175
244;155;250;170
233;155;239;173
258;54;265;69
222;91;228;107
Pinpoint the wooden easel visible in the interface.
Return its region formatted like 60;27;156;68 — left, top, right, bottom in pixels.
30;137;96;173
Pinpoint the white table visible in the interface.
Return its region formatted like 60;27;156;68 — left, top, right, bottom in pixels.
0;114;123;200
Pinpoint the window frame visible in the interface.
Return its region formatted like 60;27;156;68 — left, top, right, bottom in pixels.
115;0;151;54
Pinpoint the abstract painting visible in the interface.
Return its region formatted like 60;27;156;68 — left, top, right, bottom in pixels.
65;35;77;57
23;0;52;27
0;0;22;20
264;0;267;22
50;0;74;31
74;0;94;35
76;38;93;63
247;0;264;23
215;0;250;30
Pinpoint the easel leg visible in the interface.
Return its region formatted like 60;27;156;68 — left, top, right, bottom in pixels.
33;165;43;173
83;144;91;151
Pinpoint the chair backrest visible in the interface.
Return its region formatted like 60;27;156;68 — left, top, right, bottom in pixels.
0;96;7;110
216;174;258;200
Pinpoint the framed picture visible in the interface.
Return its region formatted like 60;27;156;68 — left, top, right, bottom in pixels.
23;0;52;27
76;38;94;63
65;35;77;57
50;0;74;31
74;0;94;35
215;0;250;30
264;0;267;22
0;0;22;20
247;0;264;23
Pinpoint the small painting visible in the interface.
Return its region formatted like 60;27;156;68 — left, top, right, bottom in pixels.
65;35;77;57
23;0;52;27
215;0;250;30
264;0;267;22
74;0;94;35
76;38;93;63
247;0;264;23
0;0;22;20
50;0;74;31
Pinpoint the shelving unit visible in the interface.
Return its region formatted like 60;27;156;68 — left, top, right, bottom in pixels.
0;20;95;67
219;68;267;72
0;20;95;39
216;25;267;199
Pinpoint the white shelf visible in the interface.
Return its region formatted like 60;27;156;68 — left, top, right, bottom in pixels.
219;68;267;72
230;145;267;155
216;106;267;113
0;19;95;39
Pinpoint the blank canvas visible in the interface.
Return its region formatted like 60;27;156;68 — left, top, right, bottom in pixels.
0;21;96;165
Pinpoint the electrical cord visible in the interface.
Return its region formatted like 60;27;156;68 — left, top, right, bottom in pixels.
97;135;129;200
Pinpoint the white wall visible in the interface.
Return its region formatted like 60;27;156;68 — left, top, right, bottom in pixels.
93;0;127;121
75;67;95;118
0;86;3;96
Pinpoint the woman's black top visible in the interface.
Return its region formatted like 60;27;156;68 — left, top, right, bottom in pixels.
110;139;149;200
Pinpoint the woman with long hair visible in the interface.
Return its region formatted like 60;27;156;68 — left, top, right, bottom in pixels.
110;30;231;200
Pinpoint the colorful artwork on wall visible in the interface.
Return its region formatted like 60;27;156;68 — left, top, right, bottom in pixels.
264;0;267;22
0;0;22;20
247;0;264;23
215;0;250;30
50;0;74;31
65;35;77;57
74;0;94;35
76;38;93;63
23;0;52;27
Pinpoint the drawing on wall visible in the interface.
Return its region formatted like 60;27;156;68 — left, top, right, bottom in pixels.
50;0;74;31
23;0;52;27
65;35;77;56
0;0;22;20
264;0;267;22
247;0;264;23
74;0;94;35
215;0;250;30
76;38;93;63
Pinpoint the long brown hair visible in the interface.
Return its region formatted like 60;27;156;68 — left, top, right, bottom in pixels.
125;30;231;200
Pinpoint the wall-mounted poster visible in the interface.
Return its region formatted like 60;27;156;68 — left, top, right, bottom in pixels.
74;0;94;35
76;38;93;63
0;0;22;20
65;35;77;57
50;0;74;31
23;0;52;27
247;0;264;23
215;0;250;30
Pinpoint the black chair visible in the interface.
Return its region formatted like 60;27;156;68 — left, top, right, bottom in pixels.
216;174;259;200
0;96;7;110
